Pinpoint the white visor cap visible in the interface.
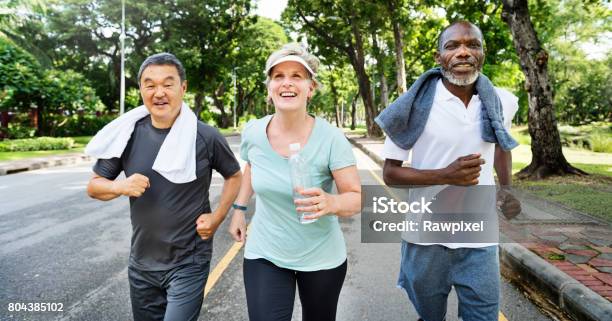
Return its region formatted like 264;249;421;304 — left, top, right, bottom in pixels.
265;55;316;78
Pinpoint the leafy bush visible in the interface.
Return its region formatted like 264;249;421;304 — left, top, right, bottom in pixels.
0;137;74;152
41;70;103;114
46;114;116;137
590;133;612;153
5;123;36;139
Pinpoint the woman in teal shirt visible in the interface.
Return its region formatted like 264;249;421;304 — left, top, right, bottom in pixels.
228;43;361;321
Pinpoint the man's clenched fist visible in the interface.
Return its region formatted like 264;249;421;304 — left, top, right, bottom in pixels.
497;187;522;220
115;173;150;197
196;213;221;240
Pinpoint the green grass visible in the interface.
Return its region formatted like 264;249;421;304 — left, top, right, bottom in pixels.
512;162;612;177
0;148;84;161
72;136;93;145
513;175;612;222
0;136;91;162
342;127;368;136
510;127;612;222
591;132;612;152
512;122;612;153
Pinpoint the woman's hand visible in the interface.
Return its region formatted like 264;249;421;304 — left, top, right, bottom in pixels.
294;187;338;220
228;210;247;242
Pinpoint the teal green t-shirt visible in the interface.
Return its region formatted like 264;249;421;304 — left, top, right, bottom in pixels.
240;115;356;271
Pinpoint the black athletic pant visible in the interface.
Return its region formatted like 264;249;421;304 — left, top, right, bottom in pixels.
243;258;347;321
128;261;210;321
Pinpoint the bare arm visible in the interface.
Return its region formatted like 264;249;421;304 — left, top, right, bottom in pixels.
295;165;362;219
494;145;521;219
328;165;361;217
494;145;512;186
382;154;485;186
228;163;253;242
196;169;242;240
87;173;150;201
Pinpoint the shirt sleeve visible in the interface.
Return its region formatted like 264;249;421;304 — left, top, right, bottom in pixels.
93;157;123;180
496;88;519;131
329;129;356;171
381;137;410;161
239;120;254;163
209;129;241;178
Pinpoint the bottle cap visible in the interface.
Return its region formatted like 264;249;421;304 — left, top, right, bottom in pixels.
289;143;301;152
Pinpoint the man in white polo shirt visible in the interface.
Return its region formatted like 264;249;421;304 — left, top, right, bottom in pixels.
376;21;520;321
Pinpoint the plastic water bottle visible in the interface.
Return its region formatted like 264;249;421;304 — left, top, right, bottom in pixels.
288;143;317;224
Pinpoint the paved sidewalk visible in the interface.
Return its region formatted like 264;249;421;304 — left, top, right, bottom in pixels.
348;134;612;321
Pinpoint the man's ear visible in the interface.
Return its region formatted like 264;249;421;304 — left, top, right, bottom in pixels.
181;80;188;93
434;52;441;65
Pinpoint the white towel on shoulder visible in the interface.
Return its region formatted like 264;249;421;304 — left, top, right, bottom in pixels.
85;102;197;183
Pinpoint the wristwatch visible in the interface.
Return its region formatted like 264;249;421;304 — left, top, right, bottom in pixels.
232;203;248;211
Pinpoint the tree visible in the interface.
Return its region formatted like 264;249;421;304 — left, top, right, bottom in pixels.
163;0;254;127
284;0;382;136
501;0;585;178
385;0;408;94
0;0;51;67
0;36;43;124
312;64;358;127
528;0;612;124
23;0;171;111
232;17;288;120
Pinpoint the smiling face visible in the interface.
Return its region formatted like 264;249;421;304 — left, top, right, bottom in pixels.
435;23;485;87
139;64;187;128
267;61;314;112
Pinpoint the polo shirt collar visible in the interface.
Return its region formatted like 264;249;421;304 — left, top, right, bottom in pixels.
435;78;480;103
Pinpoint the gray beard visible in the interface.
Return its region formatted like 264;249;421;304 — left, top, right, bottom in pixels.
441;68;480;86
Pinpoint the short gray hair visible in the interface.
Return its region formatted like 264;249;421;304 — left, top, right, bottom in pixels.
437;21;484;52
264;43;320;88
137;53;186;84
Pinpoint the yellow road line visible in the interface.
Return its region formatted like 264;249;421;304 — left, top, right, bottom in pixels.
204;224;250;298
499;311;509;321
365;167;510;321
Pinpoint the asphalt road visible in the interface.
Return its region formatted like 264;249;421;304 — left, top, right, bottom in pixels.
0;135;555;321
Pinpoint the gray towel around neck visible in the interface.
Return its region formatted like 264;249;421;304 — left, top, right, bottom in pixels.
374;67;518;151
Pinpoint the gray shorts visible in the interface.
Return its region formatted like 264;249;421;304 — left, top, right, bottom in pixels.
128;261;210;321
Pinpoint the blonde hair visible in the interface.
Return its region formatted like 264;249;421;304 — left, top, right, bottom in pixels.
264;43;320;88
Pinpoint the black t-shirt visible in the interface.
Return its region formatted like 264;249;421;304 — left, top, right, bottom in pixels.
93;116;240;271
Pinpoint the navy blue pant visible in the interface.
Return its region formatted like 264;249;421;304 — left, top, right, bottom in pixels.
243;258;347;321
128;261;210;321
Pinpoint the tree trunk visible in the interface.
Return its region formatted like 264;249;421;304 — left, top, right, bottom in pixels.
36;106;44;136
388;0;407;94
213;83;230;128
194;92;204;120
329;75;340;127
501;0;585;179
348;17;382;137
371;33;389;111
237;84;245;118
350;95;357;130
0;111;9;128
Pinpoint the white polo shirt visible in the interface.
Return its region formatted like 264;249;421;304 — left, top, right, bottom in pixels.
381;79;518;248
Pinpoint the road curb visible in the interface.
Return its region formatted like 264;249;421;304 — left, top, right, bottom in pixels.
0;154;91;176
347;136;384;167
0;133;240;177
500;243;612;321
347;135;612;321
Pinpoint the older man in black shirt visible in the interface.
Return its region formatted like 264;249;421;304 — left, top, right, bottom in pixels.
87;53;241;321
